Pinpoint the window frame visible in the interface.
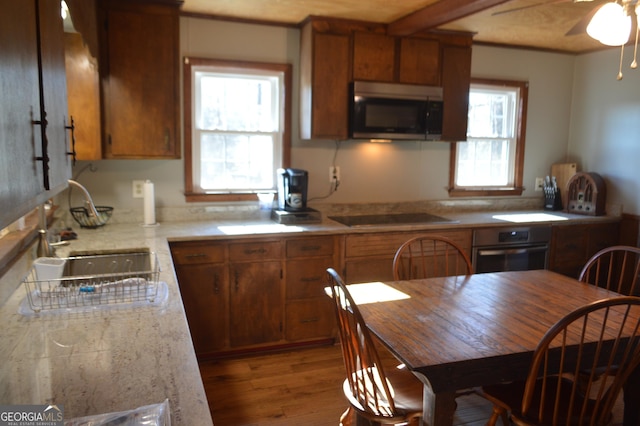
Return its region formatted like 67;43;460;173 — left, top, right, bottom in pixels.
448;78;528;197
183;57;291;202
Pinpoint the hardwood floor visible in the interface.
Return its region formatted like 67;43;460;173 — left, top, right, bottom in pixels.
199;343;497;425
200;343;628;425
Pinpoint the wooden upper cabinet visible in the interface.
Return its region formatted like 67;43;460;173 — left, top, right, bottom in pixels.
0;0;71;230
352;32;395;82
100;1;180;158
64;32;101;160
300;22;350;140
398;38;440;86
299;17;472;141
353;33;441;85
441;45;472;142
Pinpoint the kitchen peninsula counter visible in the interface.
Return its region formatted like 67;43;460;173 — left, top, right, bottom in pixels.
0;209;621;424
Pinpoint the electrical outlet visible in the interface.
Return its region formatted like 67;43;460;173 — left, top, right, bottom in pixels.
535;177;544;192
132;180;145;198
329;166;340;183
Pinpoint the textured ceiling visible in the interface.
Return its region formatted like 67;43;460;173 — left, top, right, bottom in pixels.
180;0;613;53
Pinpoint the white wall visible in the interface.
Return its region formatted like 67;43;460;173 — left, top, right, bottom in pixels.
70;18;577;215
569;46;640;215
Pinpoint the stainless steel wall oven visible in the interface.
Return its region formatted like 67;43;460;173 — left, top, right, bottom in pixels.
472;226;552;273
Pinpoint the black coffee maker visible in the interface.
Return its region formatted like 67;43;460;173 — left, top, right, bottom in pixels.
276;168;309;211
271;168;321;224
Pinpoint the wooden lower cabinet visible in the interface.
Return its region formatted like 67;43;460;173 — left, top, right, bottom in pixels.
343;229;473;284
170;242;227;354
174;262;227;353
229;260;283;347
170;235;338;358
549;221;620;279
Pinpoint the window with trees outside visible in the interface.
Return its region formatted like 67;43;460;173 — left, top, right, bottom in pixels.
449;78;528;197
183;57;291;202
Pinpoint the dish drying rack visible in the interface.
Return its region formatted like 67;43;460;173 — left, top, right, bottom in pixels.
22;252;161;313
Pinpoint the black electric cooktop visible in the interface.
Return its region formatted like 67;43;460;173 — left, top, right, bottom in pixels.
328;212;457;227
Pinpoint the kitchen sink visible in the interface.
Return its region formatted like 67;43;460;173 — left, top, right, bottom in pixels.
20;248;167;315
63;248;153;279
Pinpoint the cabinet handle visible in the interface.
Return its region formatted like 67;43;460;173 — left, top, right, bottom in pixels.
165;128;171;151
244;248;267;255
185;253;207;259
33;5;50;190
234;270;239;291
65;116;77;166
300;276;322;283
300;245;321;252
33;112;50;190
213;273;219;294
301;318;320;323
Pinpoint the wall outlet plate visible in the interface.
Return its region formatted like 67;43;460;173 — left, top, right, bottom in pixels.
330;166;340;183
132;180;145;198
535;177;544;191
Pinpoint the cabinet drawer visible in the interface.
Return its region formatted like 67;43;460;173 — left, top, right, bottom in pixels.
287;257;334;300
552;226;587;263
286;236;334;258
345;230;471;258
285;299;335;341
229;241;282;261
170;242;225;265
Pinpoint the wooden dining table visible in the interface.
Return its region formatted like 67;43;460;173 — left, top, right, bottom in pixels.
352;269;632;426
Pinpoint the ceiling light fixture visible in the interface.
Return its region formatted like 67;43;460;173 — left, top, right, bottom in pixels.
586;0;639;79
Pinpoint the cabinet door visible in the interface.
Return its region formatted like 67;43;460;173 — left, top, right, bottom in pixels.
550;222;620;278
398;38;440;85
0;1;41;230
175;263;228;354
64;32;101;160
102;2;179;158
39;0;71;193
300;26;350;140
352;32;395;82
441;45;471;142
0;0;69;230
229;261;284;347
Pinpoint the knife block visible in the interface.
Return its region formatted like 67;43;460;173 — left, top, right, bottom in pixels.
566;172;606;216
544;187;562;211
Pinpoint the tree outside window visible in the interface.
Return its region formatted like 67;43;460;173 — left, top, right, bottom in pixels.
449;79;528;197
183;57;291;202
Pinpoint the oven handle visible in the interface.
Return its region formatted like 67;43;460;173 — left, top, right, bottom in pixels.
477;246;548;256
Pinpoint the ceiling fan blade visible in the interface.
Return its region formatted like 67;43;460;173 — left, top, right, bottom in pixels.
565;3;603;36
492;0;570;16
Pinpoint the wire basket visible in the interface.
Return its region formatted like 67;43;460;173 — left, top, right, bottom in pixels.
70;206;113;228
22;251;161;313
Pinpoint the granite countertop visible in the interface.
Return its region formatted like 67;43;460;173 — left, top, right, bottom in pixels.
0;208;620;424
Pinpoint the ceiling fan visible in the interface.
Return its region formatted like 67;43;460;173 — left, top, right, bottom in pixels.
494;0;640;79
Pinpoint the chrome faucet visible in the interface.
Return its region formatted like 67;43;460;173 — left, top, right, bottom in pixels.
68;179;99;218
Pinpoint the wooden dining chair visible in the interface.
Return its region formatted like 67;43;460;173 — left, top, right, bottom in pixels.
481;296;640;426
392;235;473;280
578;245;640;296
325;268;423;426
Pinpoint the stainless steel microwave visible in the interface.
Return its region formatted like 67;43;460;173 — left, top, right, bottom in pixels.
349;81;444;141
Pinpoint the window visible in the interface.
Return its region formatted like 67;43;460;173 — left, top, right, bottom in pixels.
449;79;528;197
183;57;291;202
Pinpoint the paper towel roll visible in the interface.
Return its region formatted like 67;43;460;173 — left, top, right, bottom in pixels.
143;180;156;225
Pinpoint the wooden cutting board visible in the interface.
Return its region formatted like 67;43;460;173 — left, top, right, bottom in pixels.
551;163;577;211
